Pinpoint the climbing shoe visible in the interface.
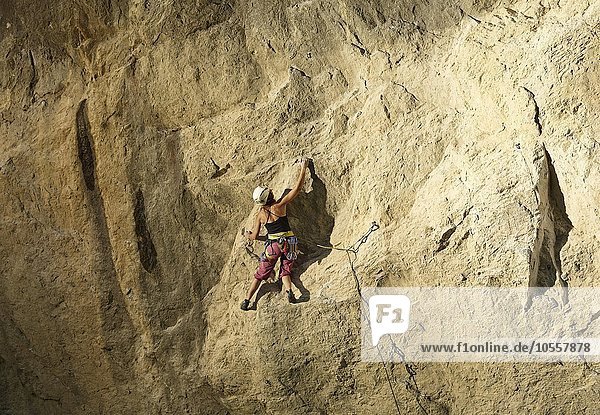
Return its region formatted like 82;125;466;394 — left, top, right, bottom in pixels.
287;290;296;304
240;299;251;311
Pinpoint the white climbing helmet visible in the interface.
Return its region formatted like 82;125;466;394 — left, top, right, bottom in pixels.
253;186;270;205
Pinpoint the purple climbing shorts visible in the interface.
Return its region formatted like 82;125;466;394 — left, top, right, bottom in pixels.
254;237;298;281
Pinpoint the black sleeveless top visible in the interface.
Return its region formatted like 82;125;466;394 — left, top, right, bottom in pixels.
264;212;291;234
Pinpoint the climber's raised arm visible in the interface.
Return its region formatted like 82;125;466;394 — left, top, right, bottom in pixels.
276;159;308;207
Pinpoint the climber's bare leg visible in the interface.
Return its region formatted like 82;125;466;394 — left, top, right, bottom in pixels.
246;278;261;301
282;275;292;292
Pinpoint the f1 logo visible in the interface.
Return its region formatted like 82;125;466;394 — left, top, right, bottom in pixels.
369;295;411;346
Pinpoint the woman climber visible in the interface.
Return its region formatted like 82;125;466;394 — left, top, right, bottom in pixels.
241;159;309;311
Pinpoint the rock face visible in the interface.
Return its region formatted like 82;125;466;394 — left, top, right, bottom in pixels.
1;0;599;413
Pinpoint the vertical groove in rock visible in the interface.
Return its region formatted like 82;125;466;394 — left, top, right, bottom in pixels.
27;50;37;103
526;144;573;308
75;105;138;387
76;100;97;191
522;87;542;136
134;189;157;272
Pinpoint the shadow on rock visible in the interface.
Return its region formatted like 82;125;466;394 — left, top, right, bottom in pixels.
252;279;283;309
287;160;334;299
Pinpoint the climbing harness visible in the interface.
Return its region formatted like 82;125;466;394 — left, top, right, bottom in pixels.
267;231;295;240
263;235;298;261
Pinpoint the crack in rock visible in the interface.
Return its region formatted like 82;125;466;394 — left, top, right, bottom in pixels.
134;189;158;272
76;100;97;191
522;87;542;136
28;50;38;103
525;144;573;309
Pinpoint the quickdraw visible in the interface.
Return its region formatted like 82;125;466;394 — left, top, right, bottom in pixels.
315;221;380;255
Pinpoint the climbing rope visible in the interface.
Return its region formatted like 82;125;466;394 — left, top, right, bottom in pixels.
313;222;402;415
324;222;427;415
